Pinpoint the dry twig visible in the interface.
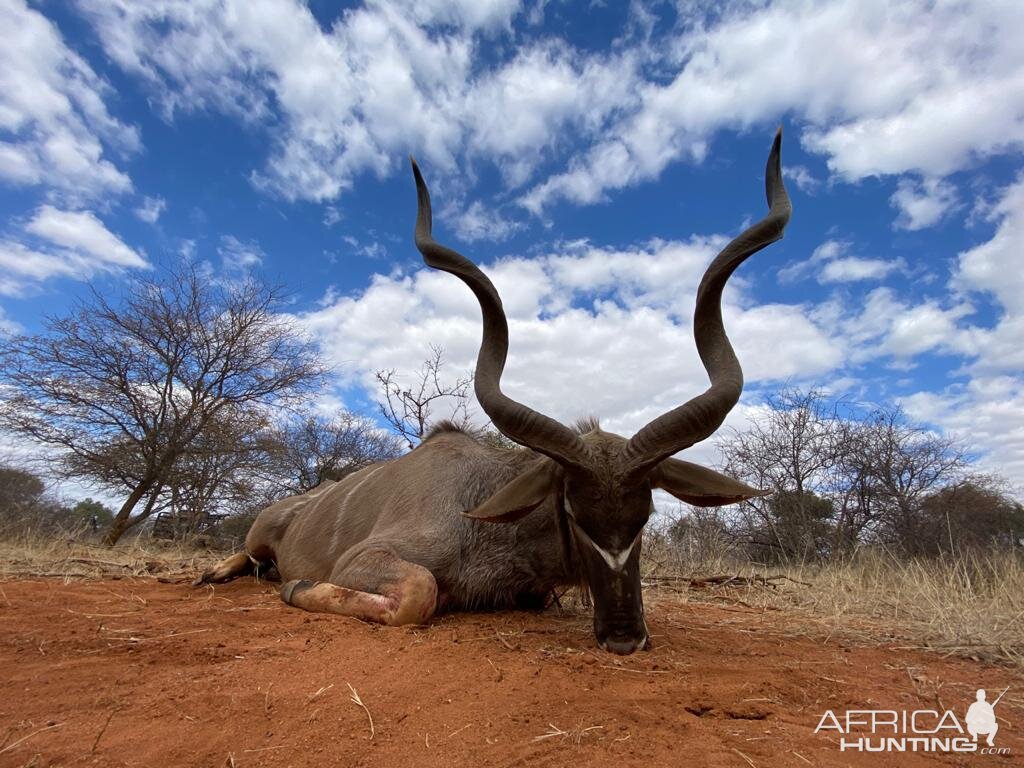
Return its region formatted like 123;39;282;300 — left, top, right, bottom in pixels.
347;683;374;740
91;708;118;753
0;722;64;756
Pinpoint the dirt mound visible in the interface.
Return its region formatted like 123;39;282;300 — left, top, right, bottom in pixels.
1;577;1020;767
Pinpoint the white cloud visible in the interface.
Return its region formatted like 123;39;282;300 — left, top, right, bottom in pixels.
0;0;138;200
0;305;23;336
523;0;1024;212
954;173;1024;315
340;235;388;260
448;200;524;243
779;239;903;284
890;177;958;230
882;300;973;359
76;0;467;200
323;207;343;227
75;0;638;205
941;173;1024;377
890;173;1024;489
372;0;522;33
0;206;147;295
464;42;640;186
902;376;1024;493
217;235;264;273
60;0;1024;227
820;287;972;363
25;206;146;268
133;195;166;223
782;165;820;195
821;257;902;283
300;237;841;446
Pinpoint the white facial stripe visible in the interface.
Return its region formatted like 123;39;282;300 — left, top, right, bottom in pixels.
571;522;639;573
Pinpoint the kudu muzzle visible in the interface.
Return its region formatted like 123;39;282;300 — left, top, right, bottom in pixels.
575;532;648;655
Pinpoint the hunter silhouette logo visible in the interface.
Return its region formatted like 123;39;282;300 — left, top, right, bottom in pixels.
966;687;1008;747
814;685;1010;755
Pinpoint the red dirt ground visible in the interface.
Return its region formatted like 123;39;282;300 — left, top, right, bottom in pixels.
1;577;1020;767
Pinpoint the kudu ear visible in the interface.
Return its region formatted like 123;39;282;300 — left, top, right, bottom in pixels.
463;460;560;523
651;457;769;507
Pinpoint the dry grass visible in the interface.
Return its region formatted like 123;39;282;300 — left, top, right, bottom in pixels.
0;525;224;581
2;524;1021;666
645;548;1024;665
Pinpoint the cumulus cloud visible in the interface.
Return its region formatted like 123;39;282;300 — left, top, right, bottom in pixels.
779;239;904;284
73;0;640;207
71;0;1024;228
0;206;147;295
217;235;265;274
889;173;1024;488
938;173;1024;377
300;237;842;445
523;0;1024;212
133;195;166;223
816;287;972;364
954;173;1024;314
448;201;525;243
0;0;138;200
25;206;146;268
782;165;821;195
890;177;958;230
0;305;21;336
902;376;1024;492
820;257;903;283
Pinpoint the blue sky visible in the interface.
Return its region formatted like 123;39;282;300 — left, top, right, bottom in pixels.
2;0;1023;491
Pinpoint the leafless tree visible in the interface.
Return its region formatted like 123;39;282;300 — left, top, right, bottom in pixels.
264;411;404;496
715;389;992;560
717;389;850;560
850;404;968;553
0;263;325;544
375;344;472;448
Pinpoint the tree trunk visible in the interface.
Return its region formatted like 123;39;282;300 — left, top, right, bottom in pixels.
102;482;162;545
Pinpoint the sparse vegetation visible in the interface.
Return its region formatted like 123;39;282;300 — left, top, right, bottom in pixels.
0;523;223;581
2;336;1021;663
0;263;325;544
641;535;1024;664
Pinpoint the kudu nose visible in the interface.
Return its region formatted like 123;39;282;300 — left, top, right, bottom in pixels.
598;633;649;656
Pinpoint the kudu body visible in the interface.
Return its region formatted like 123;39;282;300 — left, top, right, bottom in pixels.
196;131;792;655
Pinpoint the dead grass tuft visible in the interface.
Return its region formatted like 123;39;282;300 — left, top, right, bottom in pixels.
644;548;1024;665
0;526;224;581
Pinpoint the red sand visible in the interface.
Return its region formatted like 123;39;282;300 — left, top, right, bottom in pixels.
1;577;1020;767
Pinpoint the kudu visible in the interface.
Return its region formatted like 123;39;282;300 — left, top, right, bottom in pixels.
195;130;791;655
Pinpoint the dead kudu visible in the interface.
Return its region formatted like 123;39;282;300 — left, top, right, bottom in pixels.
196;130;792;655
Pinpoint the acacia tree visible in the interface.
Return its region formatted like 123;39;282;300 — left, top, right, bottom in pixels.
0;264;324;544
716;390;980;559
151;405;273;538
849;405;968;553
916;479;1024;554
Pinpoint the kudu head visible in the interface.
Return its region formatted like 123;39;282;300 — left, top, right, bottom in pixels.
411;130;791;655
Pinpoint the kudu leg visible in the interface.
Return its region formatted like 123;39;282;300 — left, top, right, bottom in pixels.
279;548;437;626
192;551;255;587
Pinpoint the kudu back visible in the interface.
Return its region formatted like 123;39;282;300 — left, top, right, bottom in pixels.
196;130;792;655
